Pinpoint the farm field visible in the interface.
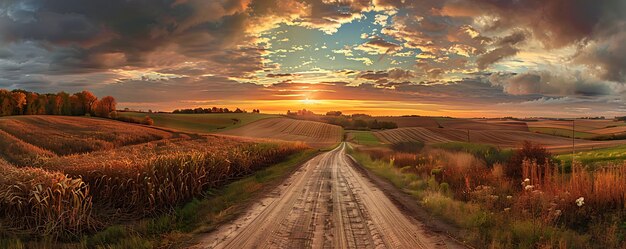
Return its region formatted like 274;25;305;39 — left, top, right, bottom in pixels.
372;116;529;131
221;118;343;148
346;130;382;146
118;112;279;134
374;127;626;152
0;116;172;165
526;119;626;139
0;115;308;244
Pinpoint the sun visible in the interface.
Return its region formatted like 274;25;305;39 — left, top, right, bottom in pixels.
301;98;317;104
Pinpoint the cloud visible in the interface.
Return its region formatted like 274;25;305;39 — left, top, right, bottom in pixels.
476;45;519;69
266;73;298;78
356;36;402;55
488;71;617;96
573;31;626;82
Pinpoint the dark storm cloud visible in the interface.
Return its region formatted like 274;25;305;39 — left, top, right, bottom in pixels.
445;0;626;82
0;0;257;76
476;45;519;69
488;71;616;96
445;0;625;47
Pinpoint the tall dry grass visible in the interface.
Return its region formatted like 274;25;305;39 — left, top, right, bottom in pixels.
516;160;626;226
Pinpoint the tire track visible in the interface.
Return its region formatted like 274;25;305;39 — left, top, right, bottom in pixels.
193;143;464;249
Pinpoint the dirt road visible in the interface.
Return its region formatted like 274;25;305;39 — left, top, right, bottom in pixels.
193;143;465;249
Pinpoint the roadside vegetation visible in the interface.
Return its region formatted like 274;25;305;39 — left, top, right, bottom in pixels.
349;141;626;248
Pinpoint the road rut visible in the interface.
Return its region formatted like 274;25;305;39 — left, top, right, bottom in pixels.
193;143;465;249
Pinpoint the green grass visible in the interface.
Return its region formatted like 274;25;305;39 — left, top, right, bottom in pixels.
529;127;597;139
349;131;382;146
556;144;626;168
118;112;278;133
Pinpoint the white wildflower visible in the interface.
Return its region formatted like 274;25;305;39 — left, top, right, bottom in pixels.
525;185;534;191
576;197;585;207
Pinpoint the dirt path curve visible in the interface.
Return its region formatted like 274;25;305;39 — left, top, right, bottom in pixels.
192;143;466;249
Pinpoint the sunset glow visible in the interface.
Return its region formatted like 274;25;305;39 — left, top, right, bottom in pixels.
0;1;624;117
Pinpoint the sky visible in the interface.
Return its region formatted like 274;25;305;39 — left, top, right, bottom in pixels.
0;0;625;117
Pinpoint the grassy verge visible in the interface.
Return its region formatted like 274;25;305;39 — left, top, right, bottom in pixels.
556;144;626;168
349;130;382;146
431;142;512;166
2;149;319;249
347;146;594;248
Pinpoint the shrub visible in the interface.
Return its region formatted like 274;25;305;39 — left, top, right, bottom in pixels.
506;141;551;180
142;116;154;126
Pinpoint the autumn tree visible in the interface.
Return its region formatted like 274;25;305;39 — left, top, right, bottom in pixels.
93;96;117;118
0;90;12;116
74;90;97;116
10;92;26;115
24;92;39;115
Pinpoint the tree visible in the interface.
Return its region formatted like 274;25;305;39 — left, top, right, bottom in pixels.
24;92;39;115
326;111;342;116
93;96;117;118
81;91;98;115
353;119;367;128
0;90;12;116
10;92;26;115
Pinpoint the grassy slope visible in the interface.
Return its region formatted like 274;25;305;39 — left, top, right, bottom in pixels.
348;131;382;146
529;127;597;139
556;144;626;167
119;112;278;133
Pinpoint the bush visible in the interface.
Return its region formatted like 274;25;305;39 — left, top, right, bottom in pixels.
506;141;551;180
142;116;154;126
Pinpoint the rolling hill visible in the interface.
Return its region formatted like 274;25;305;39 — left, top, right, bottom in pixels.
221;118;343;148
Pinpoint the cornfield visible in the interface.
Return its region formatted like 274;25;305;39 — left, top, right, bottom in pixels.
1;138;306;239
37;136;307;228
0;116;171;156
0;116;308;240
0;161;93;239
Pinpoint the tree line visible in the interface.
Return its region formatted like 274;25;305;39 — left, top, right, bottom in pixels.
0;89;117;118
287;109;398;130
172;107;260;114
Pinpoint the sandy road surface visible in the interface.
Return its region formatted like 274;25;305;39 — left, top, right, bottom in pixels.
193;143;465;249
